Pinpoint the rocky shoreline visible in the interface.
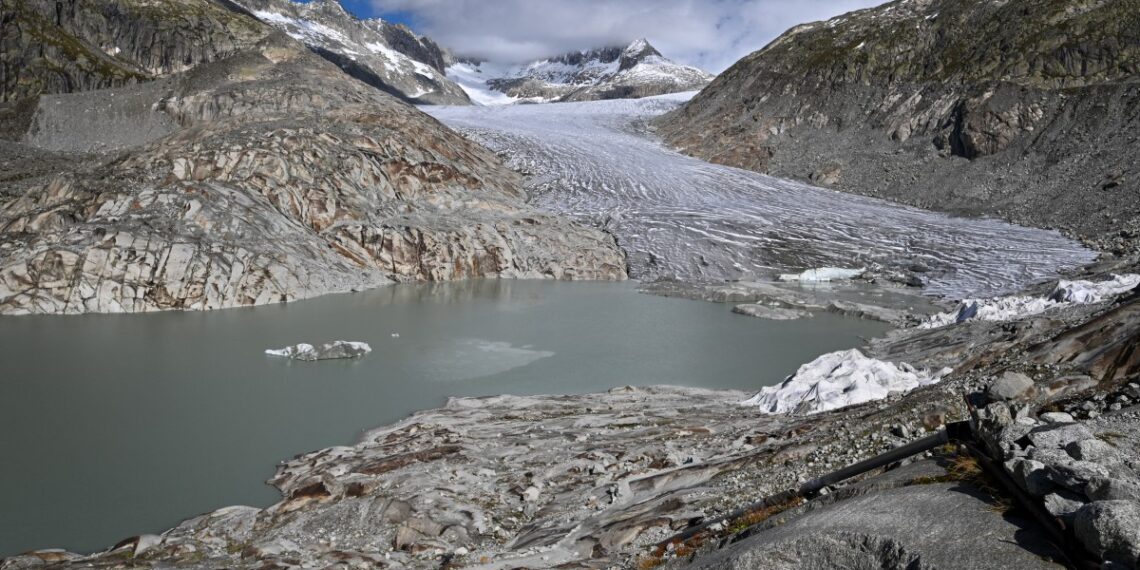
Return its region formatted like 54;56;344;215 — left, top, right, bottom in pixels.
3;250;1137;568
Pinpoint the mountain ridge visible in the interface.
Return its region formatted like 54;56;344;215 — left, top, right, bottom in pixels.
446;38;714;105
235;0;471;104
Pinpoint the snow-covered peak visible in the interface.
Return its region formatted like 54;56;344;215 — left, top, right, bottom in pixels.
446;39;713;106
618;38;663;71
238;0;469;105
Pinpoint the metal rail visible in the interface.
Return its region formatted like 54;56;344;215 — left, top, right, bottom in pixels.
659;422;968;548
655;419;1101;570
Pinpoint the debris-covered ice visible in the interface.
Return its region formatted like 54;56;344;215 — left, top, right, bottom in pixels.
266;341;372;361
428;95;1095;299
742;349;952;414
921;274;1140;328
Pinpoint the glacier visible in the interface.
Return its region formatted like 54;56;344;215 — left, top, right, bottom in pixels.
428;93;1097;300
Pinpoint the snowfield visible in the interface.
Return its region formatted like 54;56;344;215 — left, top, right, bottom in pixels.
427;93;1096;299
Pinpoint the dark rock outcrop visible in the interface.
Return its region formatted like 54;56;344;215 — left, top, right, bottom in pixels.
656;0;1140;252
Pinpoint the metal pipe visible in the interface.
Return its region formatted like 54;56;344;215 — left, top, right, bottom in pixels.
798;429;950;497
658;423;964;548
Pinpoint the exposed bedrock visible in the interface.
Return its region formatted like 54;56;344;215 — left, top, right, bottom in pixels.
0;33;625;315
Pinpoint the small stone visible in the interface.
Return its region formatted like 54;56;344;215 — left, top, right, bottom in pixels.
1074;501;1140;566
988;372;1035;402
1043;491;1086;522
1040;412;1075;424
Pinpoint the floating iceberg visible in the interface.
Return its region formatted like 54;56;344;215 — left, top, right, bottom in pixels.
266;341;372;361
742;349;952;415
778;267;865;283
921;274;1139;328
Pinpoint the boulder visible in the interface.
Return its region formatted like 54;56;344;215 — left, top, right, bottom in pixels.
1027;423;1096;450
1086;478;1140;502
1073;500;1140;566
1065;438;1119;463
988;372;1035;402
1009;458;1055;497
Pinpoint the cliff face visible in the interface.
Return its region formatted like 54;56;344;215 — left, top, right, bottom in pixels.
0;0;268;102
656;0;1140;253
0;2;624;315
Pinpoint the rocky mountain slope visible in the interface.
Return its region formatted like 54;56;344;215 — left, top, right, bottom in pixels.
447;39;714;104
0;0;266;102
235;0;470;105
656;0;1140;254
0;0;624;315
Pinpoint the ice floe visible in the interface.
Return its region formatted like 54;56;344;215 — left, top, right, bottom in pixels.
920;274;1140;328
266;341;372;361
778;267;866;283
742;349;952;414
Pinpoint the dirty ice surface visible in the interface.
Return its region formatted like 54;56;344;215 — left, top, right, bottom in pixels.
428;93;1096;299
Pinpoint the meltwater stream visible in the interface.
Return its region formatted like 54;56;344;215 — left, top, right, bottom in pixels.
0;281;888;556
428;93;1097;298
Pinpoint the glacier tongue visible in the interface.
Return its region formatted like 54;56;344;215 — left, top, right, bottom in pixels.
428;94;1096;299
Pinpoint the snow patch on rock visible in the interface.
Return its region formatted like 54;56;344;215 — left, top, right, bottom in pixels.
921;274;1140;328
742;349;951;414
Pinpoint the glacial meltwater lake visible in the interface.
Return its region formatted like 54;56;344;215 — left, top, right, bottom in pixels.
0;280;889;556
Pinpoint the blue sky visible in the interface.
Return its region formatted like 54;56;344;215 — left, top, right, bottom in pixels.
337;0;886;73
337;0;412;25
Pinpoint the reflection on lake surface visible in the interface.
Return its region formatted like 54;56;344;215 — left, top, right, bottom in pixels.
0;280;888;556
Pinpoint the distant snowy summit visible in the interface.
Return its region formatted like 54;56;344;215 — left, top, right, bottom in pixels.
447;39;715;105
237;0;470;105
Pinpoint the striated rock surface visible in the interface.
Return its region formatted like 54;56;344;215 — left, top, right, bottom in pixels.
236;0;471;105
0;383;984;569
0;7;624;315
656;0;1140;252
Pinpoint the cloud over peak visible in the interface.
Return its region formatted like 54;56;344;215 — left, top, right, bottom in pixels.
370;0;886;73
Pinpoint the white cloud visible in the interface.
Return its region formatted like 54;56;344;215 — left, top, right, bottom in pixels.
372;0;887;73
